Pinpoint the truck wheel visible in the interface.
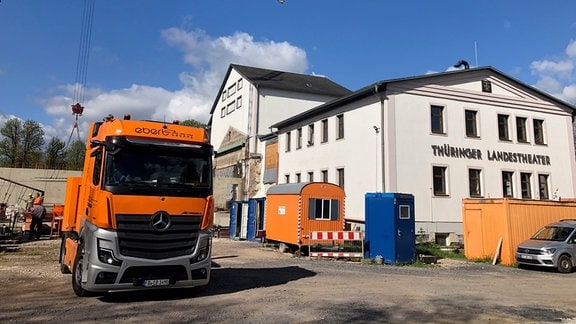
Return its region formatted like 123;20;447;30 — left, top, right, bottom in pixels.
557;255;573;273
72;248;89;297
59;235;70;274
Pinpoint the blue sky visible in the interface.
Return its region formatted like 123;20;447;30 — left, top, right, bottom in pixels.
1;0;575;143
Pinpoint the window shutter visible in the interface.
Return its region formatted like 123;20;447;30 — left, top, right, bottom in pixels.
330;200;339;220
308;198;316;219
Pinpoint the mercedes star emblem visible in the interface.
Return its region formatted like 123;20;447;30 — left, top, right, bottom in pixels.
151;212;171;232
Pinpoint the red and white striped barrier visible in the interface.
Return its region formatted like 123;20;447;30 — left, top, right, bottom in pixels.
309;231;363;241
308;231;364;259
309;251;363;258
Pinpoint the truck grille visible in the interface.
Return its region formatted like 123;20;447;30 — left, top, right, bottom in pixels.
116;214;202;260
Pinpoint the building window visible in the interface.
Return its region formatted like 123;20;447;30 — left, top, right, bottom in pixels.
284;174;290;183
432;166;447;196
533;119;545;145
237;78;243;90
498;114;510;141
236;96;242;109
227;84;236;97
337;168;344;189
285;131;291;152
431;105;445;134
516;117;528;143
465;110;478;138
222;90;226;102
321;169;328;182
296;128;302;149
336;114;344;139
227;102;235;114
308;198;339;220
296;173;301;183
308;171;314;182
521;172;532;199
502;171;514;197
321;119;328;143
481;80;492;93
468;168;482;198
308;124;314;146
538;174;549;200
220;106;226;118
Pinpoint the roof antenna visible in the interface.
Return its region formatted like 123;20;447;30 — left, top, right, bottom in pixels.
453;60;470;70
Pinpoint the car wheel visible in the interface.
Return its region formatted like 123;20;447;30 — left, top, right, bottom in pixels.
72;247;90;297
557;255;573;273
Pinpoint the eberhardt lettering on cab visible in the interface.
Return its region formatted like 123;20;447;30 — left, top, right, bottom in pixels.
134;126;195;139
431;144;551;166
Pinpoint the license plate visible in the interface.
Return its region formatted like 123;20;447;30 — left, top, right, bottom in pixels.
518;254;533;260
142;279;170;287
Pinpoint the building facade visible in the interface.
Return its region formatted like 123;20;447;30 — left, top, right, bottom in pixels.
271;67;576;240
209;64;351;214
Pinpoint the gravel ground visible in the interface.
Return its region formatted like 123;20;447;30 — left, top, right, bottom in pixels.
0;238;576;323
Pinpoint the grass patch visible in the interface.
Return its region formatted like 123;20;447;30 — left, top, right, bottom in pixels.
416;242;466;260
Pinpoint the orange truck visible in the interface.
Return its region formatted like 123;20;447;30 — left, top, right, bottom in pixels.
59;114;214;296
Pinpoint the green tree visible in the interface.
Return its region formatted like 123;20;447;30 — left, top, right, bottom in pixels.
181;119;207;128
45;137;67;169
65;140;85;170
19;120;45;168
0;118;22;167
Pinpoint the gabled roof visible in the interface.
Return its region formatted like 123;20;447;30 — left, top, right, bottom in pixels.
209;64;352;115
271;66;576;129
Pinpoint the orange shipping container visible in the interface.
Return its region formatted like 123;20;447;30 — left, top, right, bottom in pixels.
462;198;576;265
265;182;345;248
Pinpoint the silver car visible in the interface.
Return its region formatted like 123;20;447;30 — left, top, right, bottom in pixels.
516;220;576;273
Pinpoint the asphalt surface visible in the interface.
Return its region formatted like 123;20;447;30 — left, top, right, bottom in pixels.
0;238;575;323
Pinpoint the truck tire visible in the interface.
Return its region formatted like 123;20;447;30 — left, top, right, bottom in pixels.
557;255;573;273
72;246;90;297
59;234;70;274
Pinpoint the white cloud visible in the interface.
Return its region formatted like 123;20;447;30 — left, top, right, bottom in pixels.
563;84;576;103
43;29;309;142
530;59;574;78
566;39;576;58
161;29;308;73
530;39;576;105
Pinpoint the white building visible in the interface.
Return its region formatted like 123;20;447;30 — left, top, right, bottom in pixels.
271;66;576;241
209;64;352;213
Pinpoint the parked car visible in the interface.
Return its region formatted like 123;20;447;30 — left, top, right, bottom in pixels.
516;220;576;273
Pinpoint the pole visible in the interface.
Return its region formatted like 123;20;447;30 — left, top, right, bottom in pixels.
373;126;380;192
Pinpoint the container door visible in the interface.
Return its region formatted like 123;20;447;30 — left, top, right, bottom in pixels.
246;199;257;240
239;202;249;239
229;201;248;240
229;202;238;239
395;194;415;263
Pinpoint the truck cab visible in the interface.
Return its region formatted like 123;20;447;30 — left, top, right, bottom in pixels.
60;115;214;296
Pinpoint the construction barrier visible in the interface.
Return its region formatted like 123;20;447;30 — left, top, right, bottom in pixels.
307;231;364;259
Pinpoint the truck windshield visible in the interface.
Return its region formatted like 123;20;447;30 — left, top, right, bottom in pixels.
531;226;574;242
103;143;212;197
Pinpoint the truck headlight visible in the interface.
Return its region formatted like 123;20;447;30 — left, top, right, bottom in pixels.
191;246;210;263
98;249;122;266
97;238;122;266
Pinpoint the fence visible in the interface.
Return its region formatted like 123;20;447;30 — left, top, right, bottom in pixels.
307;231;364;259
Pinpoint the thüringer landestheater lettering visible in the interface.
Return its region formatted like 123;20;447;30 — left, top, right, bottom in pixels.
431;144;551;166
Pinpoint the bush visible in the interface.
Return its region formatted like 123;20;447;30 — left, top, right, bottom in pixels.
416;242;466;260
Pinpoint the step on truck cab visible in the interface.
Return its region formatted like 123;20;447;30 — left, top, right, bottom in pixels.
59;114;214;296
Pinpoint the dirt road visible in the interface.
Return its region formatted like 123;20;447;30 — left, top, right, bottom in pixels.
1;238;575;323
